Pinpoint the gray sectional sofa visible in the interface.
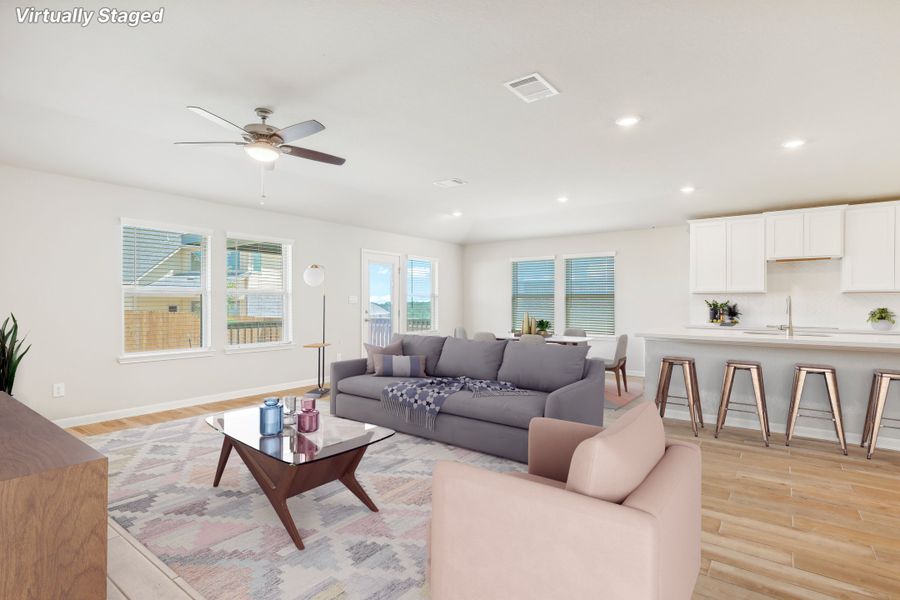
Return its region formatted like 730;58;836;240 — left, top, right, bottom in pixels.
330;334;605;462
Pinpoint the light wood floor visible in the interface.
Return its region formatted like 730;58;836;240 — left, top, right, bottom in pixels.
667;419;900;600
72;385;900;599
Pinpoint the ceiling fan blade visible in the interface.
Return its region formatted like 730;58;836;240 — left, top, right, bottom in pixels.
275;120;324;143
174;141;246;146
281;145;346;165
186;106;248;136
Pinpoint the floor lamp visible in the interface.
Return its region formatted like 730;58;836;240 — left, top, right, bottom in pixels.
303;264;329;398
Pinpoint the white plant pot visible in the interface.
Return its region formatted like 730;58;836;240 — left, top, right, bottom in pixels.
871;320;894;332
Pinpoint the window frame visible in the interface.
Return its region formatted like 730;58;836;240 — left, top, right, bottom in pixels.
404;255;439;334
562;252;616;337
118;218;213;363
510;255;557;333
224;231;294;352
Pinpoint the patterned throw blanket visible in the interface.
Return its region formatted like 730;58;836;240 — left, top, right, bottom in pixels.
381;377;530;431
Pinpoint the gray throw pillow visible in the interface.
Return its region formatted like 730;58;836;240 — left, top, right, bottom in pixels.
373;354;428;377
391;334;447;375
434;337;508;380
497;343;589;393
364;339;402;373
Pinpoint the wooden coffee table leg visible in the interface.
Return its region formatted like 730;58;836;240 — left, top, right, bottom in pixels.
213;437;233;487
339;447;378;512
231;442;306;550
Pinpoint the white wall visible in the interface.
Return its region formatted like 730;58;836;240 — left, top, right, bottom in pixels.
690;259;900;329
0;165;462;421
462;226;691;374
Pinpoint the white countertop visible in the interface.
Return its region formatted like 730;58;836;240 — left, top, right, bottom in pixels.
637;328;900;352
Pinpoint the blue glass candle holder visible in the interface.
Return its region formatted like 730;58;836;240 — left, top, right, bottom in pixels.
259;397;284;436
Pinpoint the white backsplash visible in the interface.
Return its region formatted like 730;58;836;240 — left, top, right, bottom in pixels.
690;260;900;330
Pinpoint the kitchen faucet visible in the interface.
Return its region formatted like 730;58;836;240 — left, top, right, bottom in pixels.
781;295;794;337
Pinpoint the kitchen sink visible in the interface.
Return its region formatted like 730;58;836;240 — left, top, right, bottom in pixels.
742;331;832;338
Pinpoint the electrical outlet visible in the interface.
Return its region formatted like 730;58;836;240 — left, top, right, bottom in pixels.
52;383;65;398
348;295;358;304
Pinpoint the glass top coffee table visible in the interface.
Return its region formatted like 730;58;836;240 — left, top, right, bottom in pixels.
206;407;394;549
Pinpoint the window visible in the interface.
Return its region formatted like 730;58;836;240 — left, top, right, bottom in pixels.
406;257;437;332
511;258;555;332
121;223;210;355
226;236;292;346
565;255;615;335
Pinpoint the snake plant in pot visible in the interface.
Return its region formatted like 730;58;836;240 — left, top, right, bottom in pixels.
0;314;31;396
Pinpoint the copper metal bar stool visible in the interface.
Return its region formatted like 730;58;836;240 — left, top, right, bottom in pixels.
654;356;704;436
715;360;771;446
861;368;900;459
785;363;847;455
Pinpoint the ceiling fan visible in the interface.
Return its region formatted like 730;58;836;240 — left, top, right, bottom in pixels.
176;106;346;166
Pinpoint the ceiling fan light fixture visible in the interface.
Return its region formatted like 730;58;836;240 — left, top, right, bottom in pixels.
244;141;280;163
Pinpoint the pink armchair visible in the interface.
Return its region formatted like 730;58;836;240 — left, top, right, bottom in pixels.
430;402;701;600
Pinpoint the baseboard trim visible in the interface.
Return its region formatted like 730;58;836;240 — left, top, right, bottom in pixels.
53;377;322;428
661;405;900;452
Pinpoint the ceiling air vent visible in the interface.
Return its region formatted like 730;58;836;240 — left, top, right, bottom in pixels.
504;73;559;103
433;178;467;188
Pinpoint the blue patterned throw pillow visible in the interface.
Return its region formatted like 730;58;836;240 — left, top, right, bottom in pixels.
373;354;428;377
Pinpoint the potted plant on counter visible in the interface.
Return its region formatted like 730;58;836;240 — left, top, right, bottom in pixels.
705;300;721;323
867;307;896;332
0;314;31;396
535;319;552;336
723;302;741;326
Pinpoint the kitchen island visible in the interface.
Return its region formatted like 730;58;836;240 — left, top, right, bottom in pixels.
637;328;900;450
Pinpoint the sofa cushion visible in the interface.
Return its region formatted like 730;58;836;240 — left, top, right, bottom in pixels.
364;339;402;373
434;337;508;380
373;354;427;377
440;388;546;429
497;343;589;393
336;374;420;399
392;334;447;375
565;402;666;503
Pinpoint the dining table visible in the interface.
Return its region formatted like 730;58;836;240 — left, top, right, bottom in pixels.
497;334;596;345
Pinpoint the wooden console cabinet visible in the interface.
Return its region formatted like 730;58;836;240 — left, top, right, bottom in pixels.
0;392;107;599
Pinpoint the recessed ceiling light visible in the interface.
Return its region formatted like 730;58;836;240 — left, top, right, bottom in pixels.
557;196;569;203
434;178;467;188
451;210;462;217
259;200;265;205
680;186;696;194
615;115;641;128
781;139;807;150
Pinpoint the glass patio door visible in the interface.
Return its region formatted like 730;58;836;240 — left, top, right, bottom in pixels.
362;251;400;347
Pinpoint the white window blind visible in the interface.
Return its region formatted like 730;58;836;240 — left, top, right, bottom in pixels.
565;255;615;335
226;237;292;346
511;259;555;331
122;224;209;354
407;258;437;332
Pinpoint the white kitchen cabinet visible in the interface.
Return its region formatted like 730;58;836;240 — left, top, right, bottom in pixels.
804;207;844;257
765;206;845;260
690;220;727;292
727;216;766;292
841;203;896;292
690;216;765;293
766;212;804;259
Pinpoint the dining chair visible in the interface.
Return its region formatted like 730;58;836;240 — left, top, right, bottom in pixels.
563;328;588;345
453;326;468;339
473;331;496;342
520;334;546;344
605;335;628;395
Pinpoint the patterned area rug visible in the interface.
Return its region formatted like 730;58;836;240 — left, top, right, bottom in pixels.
86;414;523;600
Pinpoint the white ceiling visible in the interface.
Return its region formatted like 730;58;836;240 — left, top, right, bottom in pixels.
2;0;900;243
